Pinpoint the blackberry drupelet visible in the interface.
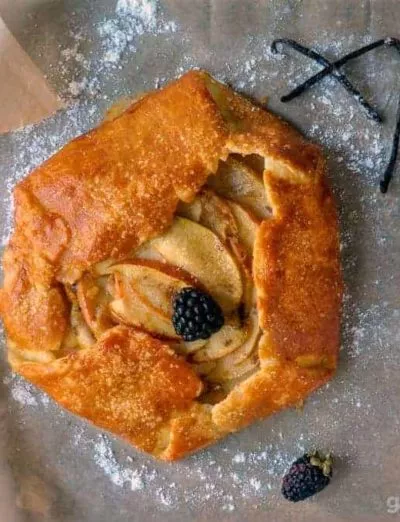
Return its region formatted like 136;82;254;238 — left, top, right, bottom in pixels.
281;452;333;502
172;287;224;342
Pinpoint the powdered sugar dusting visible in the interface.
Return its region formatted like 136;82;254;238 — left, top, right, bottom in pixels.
116;0;157;30
72;432;284;511
250;477;262;491
93;435;144;491
232;452;246;464
4;373;49;408
10;382;38;407
57;0;177;99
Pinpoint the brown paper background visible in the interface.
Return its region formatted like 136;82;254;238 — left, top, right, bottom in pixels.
0;11;62;133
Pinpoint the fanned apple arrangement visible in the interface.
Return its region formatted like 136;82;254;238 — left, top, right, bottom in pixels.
63;154;269;405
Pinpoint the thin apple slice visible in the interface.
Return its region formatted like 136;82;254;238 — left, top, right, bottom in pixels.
70;302;96;349
110;297;178;339
208;352;259;383
222;312;260;365
178;191;249;278
173;338;208;356
206;312;261;382
133;241;166;262
207;157;271;220
177;190;238;244
110;261;191;321
63;284;95;350
242;280;258;320
77;273;115;337
192;360;217;377
192;324;246;362
150;217;243;314
191;311;260;383
177;197;203;223
60;326;79;352
93;258;120;277
226;200;260;258
193;316;247;362
110;273;179;338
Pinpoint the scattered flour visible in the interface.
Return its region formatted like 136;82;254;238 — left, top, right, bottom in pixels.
58;0;177;99
65;429;288;512
116;0;157;30
10;383;38;407
68;78;88;97
232;452;246;464
250;478;262;491
97;0;177;65
4;373;49;408
93;435;144;491
61;41;85;64
222;500;235;512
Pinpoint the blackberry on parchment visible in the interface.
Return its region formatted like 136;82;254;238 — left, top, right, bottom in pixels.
281;452;333;502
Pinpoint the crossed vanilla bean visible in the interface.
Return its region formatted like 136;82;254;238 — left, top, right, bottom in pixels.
271;37;400;192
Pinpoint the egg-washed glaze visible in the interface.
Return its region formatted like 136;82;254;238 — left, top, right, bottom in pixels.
0;71;342;460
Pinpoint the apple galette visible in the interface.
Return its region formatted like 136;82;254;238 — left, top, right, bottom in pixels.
0;71;342;460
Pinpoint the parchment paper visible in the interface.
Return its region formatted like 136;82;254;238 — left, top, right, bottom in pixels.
0;1;399;521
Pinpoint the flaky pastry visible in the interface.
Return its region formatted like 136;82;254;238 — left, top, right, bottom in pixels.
0;71;342;460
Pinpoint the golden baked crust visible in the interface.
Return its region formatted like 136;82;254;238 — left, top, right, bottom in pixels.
0;71;342;460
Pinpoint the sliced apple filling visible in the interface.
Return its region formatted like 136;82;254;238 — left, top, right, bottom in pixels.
64;155;270;404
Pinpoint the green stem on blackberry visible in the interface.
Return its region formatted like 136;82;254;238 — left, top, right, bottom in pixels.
309;451;333;477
